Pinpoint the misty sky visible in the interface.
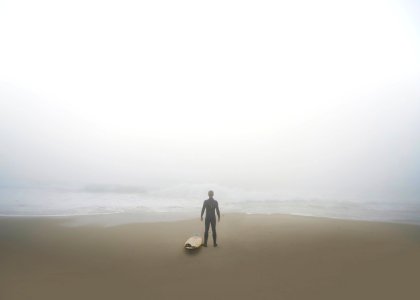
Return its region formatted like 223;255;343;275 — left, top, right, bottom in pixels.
1;0;420;201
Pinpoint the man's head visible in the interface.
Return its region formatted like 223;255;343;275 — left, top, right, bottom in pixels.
208;190;214;198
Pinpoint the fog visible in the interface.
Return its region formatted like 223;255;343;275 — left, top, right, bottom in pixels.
1;0;420;205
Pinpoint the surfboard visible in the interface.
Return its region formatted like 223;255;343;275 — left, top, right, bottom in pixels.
184;235;203;250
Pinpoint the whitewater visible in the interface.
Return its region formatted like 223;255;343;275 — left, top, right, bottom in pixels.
0;184;419;225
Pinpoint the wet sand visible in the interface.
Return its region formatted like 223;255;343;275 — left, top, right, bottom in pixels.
1;214;419;300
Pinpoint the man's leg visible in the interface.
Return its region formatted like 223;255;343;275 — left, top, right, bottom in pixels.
204;218;210;246
210;217;217;246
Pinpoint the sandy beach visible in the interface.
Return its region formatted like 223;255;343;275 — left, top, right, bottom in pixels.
1;214;419;300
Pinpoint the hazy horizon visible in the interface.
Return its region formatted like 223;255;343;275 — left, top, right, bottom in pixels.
1;0;420;210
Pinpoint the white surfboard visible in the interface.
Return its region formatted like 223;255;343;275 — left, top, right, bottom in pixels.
184;235;203;250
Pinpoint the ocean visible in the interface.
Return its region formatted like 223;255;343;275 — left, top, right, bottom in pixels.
0;185;419;225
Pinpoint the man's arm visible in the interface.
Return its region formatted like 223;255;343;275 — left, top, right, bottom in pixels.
216;201;220;221
201;201;206;221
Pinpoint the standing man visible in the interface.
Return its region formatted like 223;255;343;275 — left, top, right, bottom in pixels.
201;190;220;247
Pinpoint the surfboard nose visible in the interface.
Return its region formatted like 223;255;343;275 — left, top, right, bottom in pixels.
184;236;203;250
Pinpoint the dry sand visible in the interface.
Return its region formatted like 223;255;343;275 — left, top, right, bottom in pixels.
1;214;419;300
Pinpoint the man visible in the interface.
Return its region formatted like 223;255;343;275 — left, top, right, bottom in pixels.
201;190;220;247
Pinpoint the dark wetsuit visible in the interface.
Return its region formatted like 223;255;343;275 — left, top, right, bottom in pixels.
201;198;220;245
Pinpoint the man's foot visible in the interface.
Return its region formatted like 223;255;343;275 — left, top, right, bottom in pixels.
213;243;218;247
203;243;207;247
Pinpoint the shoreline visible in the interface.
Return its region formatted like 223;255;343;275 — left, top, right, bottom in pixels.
1;211;419;227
